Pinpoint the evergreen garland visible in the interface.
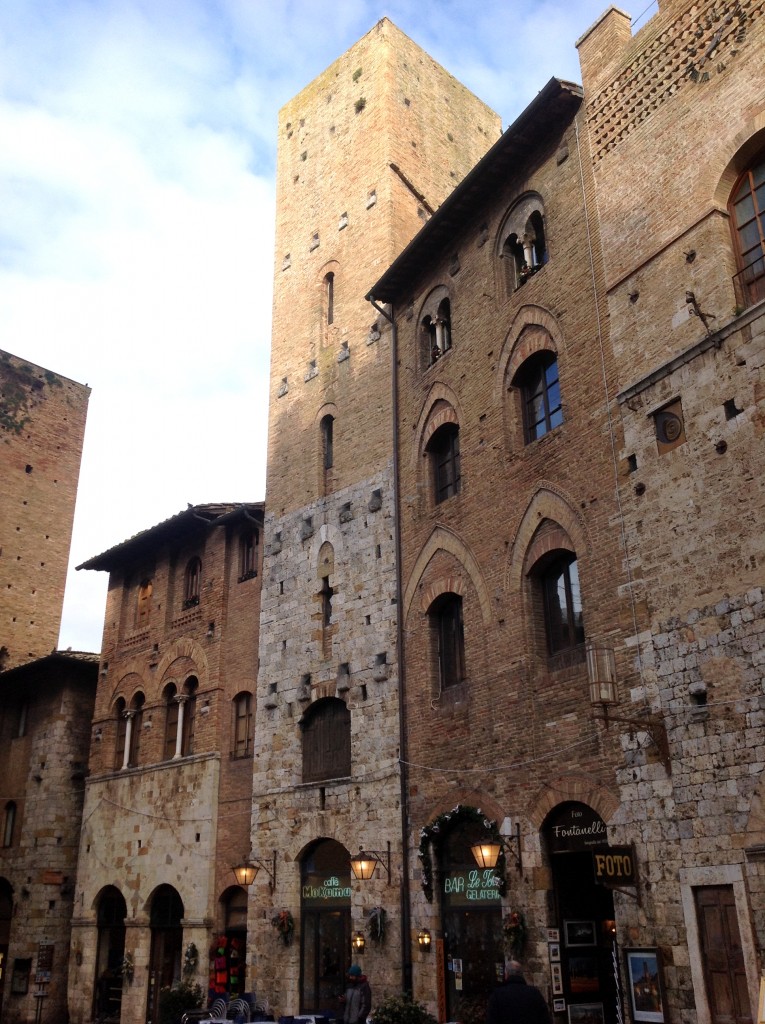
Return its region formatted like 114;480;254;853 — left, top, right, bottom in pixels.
417;804;506;902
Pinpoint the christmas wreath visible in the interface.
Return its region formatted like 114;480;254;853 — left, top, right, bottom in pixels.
417;804;506;903
270;909;295;946
503;911;527;958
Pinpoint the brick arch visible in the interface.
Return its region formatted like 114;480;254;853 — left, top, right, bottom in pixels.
403;525;492;627
412;381;465;466
711;120;765;208
155;638;209;689
313;401;339;428
523;521;576;576
418;283;451;324
112;671;146;707
526;774;620;833
159;656;199;689
495;304;564;404
418;791;507;828
506;483;592;594
420;575;465;614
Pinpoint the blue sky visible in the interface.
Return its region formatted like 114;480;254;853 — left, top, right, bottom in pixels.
0;0;652;652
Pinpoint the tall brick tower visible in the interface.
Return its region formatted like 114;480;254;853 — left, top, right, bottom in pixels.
253;19;500;1012
0;351;90;669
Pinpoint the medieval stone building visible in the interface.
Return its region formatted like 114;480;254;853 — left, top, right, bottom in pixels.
68;503;263;1024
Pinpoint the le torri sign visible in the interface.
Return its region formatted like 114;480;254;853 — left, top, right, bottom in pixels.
593;846;636;888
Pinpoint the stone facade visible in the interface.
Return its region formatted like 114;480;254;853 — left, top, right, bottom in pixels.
69;504;263;1024
252;17;501;1017
0;350;90;669
0;653;97;1024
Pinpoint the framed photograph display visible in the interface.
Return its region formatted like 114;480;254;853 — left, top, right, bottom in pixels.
624;948;668;1024
549;942;561;962
551;962;564;996
564;920;597;947
547;928;561;943
568;1003;605;1024
569;954;600;994
554;999;567;1013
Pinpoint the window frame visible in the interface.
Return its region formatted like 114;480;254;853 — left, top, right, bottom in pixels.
3;802;16;848
730;154;765;308
302;697;351;784
430;593;466;691
515;351;563;443
428;423;461;504
540;553;585;656
183;557;202;609
233;692;253;758
238;530;259;582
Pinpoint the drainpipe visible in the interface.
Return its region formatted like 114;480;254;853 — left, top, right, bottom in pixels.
367;292;412;995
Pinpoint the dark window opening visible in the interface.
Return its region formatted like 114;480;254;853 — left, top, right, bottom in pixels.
431;593;466;690
233;692;252;757
321;415;334;470
730;154;765;308
428;423;461;504
325;272;335;325
302;698;351;783
238;530;259;582
541;554;584;655
422;298;452;367
183;557;202;608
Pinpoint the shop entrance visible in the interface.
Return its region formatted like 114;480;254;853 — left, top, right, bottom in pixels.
93;886;127;1021
300;839;351;1015
544;803;618;1024
439;822;503;1024
146;885;183;1024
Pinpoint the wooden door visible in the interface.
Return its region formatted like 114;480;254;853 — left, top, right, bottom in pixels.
695;886;752;1024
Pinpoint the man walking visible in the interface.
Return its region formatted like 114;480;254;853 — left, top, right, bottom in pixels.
487;960;552;1024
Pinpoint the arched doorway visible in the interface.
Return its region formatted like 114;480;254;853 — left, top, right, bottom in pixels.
94;886;127;1020
543;802;617;1024
146;885;184;1024
300;839;351;1015
213;887;248;1000
439;820;503;1024
0;878;12;1010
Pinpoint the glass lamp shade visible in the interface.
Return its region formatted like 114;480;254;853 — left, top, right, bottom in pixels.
233;861;258;886
352;931;366;952
470;841;502;869
417;929;432;949
349;852;377;880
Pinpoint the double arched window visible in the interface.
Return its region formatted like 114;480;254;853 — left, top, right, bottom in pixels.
498;195;548;293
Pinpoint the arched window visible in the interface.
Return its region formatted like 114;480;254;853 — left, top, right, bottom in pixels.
163;684;179;761
148;886;184;1023
499;196;548;292
114;698;127;770
321;415;334;471
302;697;351;783
181;677;197;756
94;887;127;1020
136;579;153;626
429;594;466;691
539;553;585;655
128;693;144;767
421;298;452;367
730;153;765;307
184;558;202;608
513;351;563;442
233;692;252;758
2;802;16;847
238;530;258;582
427;423;461;503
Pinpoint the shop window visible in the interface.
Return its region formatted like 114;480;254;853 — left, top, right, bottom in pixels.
238;530;258;582
429;593;466;691
2;802;16;847
302;697;350;783
540;553;585;655
233;692;252;758
428;424;461;503
730;153;765;308
184;558;202;608
514;351;563;442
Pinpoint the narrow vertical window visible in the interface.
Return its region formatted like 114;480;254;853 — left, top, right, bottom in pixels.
181;678;198;756
238;530;258;582
428;424;461;503
233;693;252;757
325;272;335;325
541;554;584;654
128;694;144;767
136;579;152;626
114;699;127;770
321;415;334;471
320;576;333;628
514;352;563;442
163;686;179;761
3;802;16;847
730;154;765;308
430;594;466;690
184;558;201;608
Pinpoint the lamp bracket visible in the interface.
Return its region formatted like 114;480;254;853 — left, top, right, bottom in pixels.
252;851;277;891
499;822;523;877
596;708;671;775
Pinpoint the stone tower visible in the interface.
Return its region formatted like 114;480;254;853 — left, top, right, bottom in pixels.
253;18;500;1013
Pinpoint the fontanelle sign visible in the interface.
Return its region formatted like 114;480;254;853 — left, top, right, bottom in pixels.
545;803;608;854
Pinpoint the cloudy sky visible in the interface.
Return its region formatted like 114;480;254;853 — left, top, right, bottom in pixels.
1;0;653;652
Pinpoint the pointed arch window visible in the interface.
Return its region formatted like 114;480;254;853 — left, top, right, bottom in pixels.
730;153;765;308
540;553;584;655
429;593;466;691
514;351;562;442
499;196;548;293
183;557;202;608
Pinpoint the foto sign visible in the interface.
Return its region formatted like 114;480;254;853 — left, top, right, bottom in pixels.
593;846;636;887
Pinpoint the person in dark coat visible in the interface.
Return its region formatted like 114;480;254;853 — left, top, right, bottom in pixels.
341;964;372;1024
487;960;552;1024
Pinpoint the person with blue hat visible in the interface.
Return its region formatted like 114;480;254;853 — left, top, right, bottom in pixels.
341;963;371;1024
